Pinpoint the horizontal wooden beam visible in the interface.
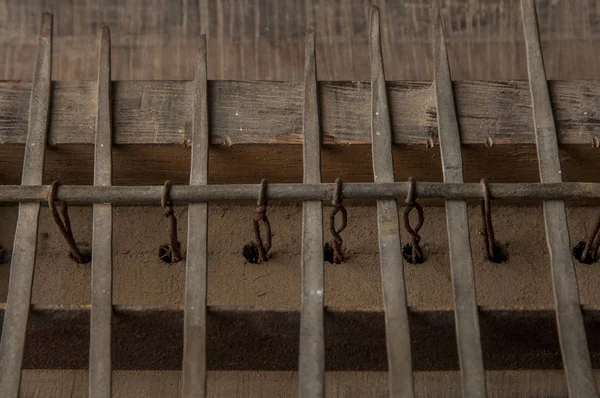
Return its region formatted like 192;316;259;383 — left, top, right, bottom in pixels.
1;80;599;146
2;304;600;371
1;143;599;187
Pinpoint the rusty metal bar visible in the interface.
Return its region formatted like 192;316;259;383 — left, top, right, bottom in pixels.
182;36;209;398
0;13;53;398
369;6;414;397
520;1;598;396
299;30;325;398
90;25;113;398
1;182;600;204
432;6;487;397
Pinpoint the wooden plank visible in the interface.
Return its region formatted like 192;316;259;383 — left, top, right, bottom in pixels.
2;143;600;188
521;0;598;396
369;6;414;397
433;6;486;397
182;36;209;398
298;30;325;398
2;0;599;82
0;13;52;398
1;80;600;147
89;25;113;398
2;305;600;371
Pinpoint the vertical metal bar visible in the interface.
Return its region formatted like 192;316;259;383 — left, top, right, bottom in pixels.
299;30;325;398
90;25;113;398
521;1;598;396
432;6;487;397
0;13;52;398
182;35;209;398
369;7;414;397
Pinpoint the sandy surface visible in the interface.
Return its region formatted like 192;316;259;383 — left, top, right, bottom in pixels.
18;370;600;397
1;203;600;309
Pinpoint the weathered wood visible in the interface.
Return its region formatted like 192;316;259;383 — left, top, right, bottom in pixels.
0;80;599;146
2;0;599;81
3;305;600;372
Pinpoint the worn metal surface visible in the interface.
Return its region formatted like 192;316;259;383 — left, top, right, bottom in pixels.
521;1;598;396
432;6;487;397
182;36;209;398
369;6;414;397
299;30;325;398
90;25;113;398
3;305;600;371
0;13;52;398
2;182;600;204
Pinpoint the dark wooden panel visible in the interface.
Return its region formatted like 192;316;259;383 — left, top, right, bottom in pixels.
3;305;600;371
2;144;599;187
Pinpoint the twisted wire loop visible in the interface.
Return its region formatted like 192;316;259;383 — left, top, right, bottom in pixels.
161;180;183;263
480;178;504;263
47;180;90;264
402;177;424;264
329;178;348;264
579;214;600;264
253;179;272;263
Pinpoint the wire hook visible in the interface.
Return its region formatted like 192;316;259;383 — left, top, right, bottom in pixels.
47;180;90;264
252;179;272;263
480;178;505;263
160;180;183;263
402;177;424;264
329;178;348;264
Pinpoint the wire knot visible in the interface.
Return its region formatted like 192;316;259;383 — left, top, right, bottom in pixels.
402;177;424;264
160;180;183;263
329;178;348;264
480;178;506;263
576;214;600;264
252;179;272;263
47;180;90;264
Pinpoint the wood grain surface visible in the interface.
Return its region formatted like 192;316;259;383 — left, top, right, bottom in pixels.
0;80;599;146
1;0;599;81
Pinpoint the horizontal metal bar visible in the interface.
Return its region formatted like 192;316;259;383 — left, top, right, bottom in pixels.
0;182;600;204
3;304;600;372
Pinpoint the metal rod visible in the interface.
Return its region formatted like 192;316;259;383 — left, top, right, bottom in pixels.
0;13;52;398
521;1;598;396
299;29;325;398
182;35;209;398
90;25;113;398
0;182;600;204
370;6;414;397
432;6;487;396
